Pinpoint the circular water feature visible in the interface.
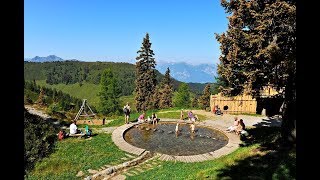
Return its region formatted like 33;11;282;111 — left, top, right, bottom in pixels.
124;122;229;156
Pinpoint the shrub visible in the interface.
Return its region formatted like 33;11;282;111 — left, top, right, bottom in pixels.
24;108;58;175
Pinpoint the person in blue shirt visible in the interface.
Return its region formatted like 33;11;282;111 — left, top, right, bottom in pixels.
85;124;92;137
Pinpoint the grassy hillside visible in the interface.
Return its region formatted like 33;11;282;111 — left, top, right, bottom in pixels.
24;61;206;95
36;80;100;107
35;80;137;112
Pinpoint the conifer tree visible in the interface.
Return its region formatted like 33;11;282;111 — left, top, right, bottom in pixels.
216;0;296;145
135;33;157;112
159;68;173;109
98;69;121;115
191;96;199;108
199;84;211;110
37;87;46;106
152;86;161;110
174;83;191;108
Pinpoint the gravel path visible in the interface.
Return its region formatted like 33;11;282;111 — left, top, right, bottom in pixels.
159;110;281;129
25;105;51;119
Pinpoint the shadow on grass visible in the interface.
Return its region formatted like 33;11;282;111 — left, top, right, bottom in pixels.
217;127;296;180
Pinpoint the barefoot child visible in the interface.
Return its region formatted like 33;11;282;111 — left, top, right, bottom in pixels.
190;123;195;133
175;123;179;134
180;110;184;120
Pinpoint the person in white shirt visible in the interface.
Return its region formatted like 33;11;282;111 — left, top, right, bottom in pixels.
70;120;78;135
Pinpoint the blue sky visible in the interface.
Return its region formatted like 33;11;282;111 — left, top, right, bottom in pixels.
24;0;229;65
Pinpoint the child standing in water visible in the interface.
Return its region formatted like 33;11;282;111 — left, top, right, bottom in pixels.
180;110;184;120
175;123;180;136
190;123;195;133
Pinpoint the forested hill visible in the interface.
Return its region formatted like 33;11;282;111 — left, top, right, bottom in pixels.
24;61;206;95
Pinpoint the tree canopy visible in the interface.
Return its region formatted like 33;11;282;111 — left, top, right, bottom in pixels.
174;83;191;108
135;33;157;112
98;69;121;115
216;0;296;145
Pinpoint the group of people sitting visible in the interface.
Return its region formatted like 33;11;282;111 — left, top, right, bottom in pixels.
226;116;249;136
137;112;160;125
58;120;92;140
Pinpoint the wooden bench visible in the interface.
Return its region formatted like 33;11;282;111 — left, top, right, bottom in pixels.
68;133;85;139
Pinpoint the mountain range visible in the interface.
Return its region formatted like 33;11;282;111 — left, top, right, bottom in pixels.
24;55;217;83
25;55;64;62
156;62;217;83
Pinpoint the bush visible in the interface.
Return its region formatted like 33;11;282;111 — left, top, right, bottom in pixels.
24;109;58;175
47;103;62;115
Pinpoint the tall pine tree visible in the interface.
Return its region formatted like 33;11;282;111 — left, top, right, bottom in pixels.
152;86;161;110
199;84;211;110
216;0;296;146
98;69;121;115
135;33;157;112
174;83;191;108
191;96;199;108
158;67;173;109
37;87;46;106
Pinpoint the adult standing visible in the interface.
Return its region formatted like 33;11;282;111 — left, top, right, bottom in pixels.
123;102;131;124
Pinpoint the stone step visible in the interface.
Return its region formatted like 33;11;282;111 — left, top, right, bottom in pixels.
145;163;153;168
151;161;158;165
125;153;136;158
104;165;112;168
135;168;144;173
121;157;128;160
129;170;139;175
124;172;134;176
88;169;98;174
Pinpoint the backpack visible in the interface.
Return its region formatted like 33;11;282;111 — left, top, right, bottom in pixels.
123;107;128;114
58;130;65;140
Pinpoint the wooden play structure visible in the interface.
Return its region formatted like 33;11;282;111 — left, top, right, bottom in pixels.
74;99;101;125
210;86;283;115
210;93;257;114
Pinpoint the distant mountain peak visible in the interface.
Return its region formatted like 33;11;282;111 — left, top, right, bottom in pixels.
27;55;64;62
156;62;217;83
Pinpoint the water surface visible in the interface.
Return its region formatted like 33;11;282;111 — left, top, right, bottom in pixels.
124;122;228;156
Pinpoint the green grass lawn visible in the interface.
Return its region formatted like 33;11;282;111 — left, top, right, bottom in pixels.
157;111;207;121
127;145;295;180
26;133;131;180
